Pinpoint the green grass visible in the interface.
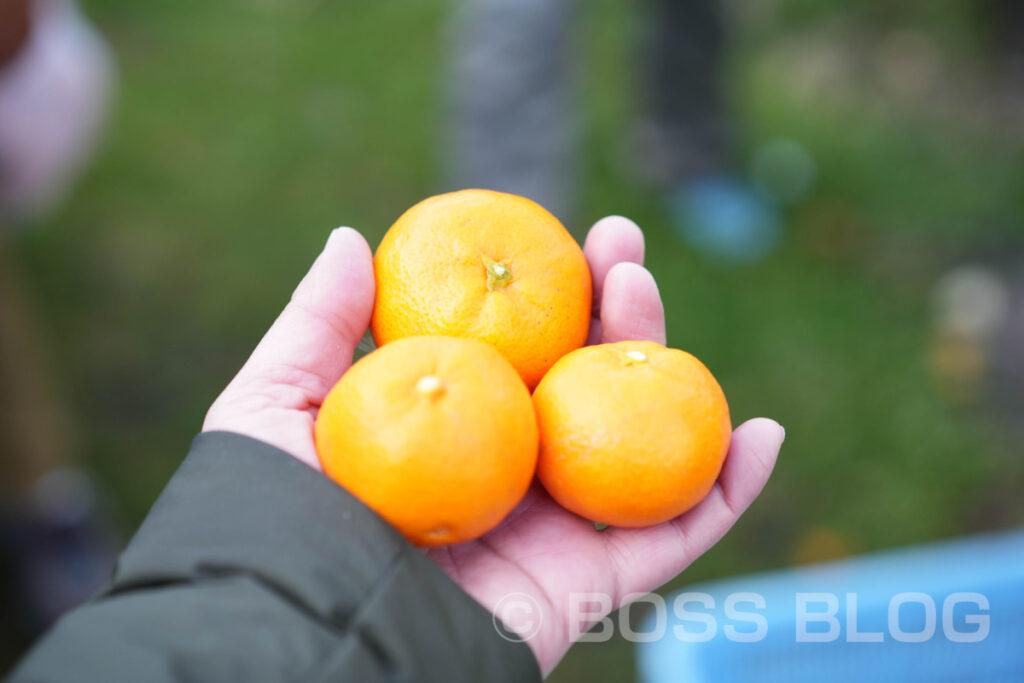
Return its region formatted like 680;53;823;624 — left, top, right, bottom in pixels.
11;0;1024;679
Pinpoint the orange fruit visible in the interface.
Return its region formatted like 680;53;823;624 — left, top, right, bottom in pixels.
371;189;592;389
314;335;538;546
533;340;731;527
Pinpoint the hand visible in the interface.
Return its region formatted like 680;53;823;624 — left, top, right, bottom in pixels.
203;218;784;676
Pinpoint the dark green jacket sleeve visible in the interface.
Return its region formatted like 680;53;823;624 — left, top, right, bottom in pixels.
8;431;541;683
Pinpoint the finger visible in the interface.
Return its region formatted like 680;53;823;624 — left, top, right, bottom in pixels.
222;227;375;403
602;418;784;601
599;262;666;344
583;215;645;315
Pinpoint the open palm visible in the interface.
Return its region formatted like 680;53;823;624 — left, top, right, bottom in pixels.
204;217;784;676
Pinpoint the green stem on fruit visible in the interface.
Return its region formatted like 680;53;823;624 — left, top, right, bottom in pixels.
482;255;513;291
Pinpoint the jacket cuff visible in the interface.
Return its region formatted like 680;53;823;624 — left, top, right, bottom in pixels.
108;431;540;682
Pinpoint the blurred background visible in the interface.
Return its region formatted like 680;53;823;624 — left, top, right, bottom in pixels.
2;0;1023;679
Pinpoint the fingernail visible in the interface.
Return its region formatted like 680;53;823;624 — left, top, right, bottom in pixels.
775;421;786;444
326;226;353;246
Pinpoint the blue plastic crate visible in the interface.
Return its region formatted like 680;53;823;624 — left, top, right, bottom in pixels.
637;529;1024;682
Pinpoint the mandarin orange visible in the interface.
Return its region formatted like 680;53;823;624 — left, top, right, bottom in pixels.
315;335;538;546
533;340;731;527
371;189;591;389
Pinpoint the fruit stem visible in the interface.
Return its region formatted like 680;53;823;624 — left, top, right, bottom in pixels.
482;255;513;291
624;350;647;365
416;375;445;398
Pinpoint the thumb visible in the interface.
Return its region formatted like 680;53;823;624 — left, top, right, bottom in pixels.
216;227;375;408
